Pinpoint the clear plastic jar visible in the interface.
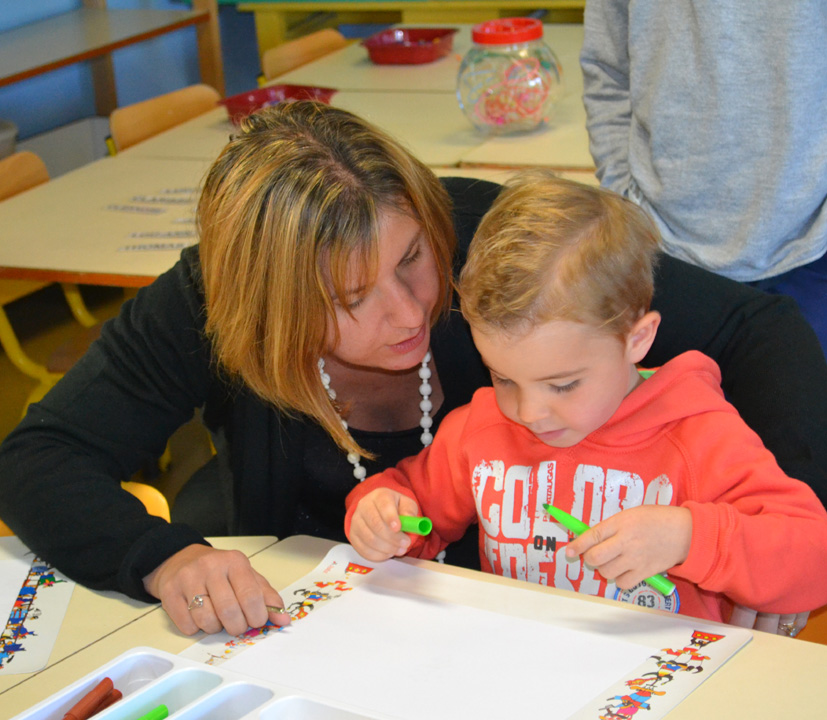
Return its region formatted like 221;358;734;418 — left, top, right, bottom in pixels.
457;18;563;135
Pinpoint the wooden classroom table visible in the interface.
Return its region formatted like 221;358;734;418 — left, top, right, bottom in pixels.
277;23;583;94
3;534;827;720
333;91;487;165
0;536;278;720
0;155;211;288
238;0;584;50
277;22;593;169
116;95;487;168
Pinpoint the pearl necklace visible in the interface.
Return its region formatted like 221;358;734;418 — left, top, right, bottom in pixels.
318;351;434;481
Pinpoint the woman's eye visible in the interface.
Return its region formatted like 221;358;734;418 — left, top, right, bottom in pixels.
490;373;512;386
400;246;422;266
334;295;364;311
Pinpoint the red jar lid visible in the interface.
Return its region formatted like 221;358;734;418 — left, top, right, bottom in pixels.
471;17;543;45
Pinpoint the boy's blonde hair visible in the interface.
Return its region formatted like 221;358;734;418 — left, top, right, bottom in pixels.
198;101;456;456
459;170;660;338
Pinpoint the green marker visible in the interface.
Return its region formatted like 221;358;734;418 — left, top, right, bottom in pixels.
399;515;433;535
134;704;169;720
543;504;676;596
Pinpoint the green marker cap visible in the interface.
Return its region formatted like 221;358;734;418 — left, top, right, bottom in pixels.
399;515;433;535
643;573;676;596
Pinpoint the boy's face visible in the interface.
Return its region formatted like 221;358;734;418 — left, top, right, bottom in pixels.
471;319;644;448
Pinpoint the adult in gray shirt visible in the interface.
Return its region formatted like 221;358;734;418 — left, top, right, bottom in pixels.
581;0;827;354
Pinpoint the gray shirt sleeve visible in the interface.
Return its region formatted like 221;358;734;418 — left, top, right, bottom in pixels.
580;0;632;195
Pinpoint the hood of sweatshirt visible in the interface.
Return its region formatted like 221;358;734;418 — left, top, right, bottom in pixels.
583;350;732;450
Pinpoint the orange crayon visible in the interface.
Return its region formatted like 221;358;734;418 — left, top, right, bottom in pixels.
90;688;123;717
63;677;113;720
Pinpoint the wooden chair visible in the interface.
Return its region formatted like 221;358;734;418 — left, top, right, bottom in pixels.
798;605;827;645
260;28;347;82
0;152;97;393
108;83;222;153
23;323;104;408
22;320;172;474
0;150;50;201
121;481;172;522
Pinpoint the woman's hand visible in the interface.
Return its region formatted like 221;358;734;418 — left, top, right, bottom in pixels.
143;544;291;636
347;488;421;561
565;505;692;590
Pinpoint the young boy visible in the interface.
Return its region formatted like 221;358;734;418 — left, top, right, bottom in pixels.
345;170;827;623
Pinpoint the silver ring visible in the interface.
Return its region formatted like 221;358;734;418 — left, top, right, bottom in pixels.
187;593;208;611
779;622;799;637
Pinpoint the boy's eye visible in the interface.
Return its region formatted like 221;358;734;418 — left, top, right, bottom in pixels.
551;380;579;394
490;372;512;386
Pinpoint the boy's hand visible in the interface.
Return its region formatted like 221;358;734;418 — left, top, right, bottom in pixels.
347;488;422;561
565;506;692;590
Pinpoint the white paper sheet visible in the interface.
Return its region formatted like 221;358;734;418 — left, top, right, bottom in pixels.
0;537;30;629
227;581;650;720
0;536;75;674
183;545;751;719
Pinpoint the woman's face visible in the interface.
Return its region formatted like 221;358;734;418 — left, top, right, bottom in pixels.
326;208;441;372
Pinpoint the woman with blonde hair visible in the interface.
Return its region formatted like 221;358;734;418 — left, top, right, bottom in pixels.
1;102;825;637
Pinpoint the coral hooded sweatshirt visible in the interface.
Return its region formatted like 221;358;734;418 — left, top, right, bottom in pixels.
346;351;827;622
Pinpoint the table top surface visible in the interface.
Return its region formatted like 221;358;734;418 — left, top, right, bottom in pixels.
116;93;486;168
0;154;591;288
2;535;826;720
0;154;211;287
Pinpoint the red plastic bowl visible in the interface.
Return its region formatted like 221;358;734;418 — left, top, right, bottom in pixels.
362;27;458;65
220;84;337;124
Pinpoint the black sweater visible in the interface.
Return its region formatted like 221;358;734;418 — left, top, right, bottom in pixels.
1;178;825;601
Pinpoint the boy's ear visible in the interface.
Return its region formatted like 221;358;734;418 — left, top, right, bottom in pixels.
626;311;661;364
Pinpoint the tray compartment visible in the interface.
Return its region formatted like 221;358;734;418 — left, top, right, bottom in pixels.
97;667;222;719
175;681;274;719
11;651;174;720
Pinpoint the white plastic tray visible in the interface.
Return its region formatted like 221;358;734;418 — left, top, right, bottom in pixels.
11;646;393;720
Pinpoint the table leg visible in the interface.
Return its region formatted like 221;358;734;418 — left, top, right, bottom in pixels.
251;10;289;53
